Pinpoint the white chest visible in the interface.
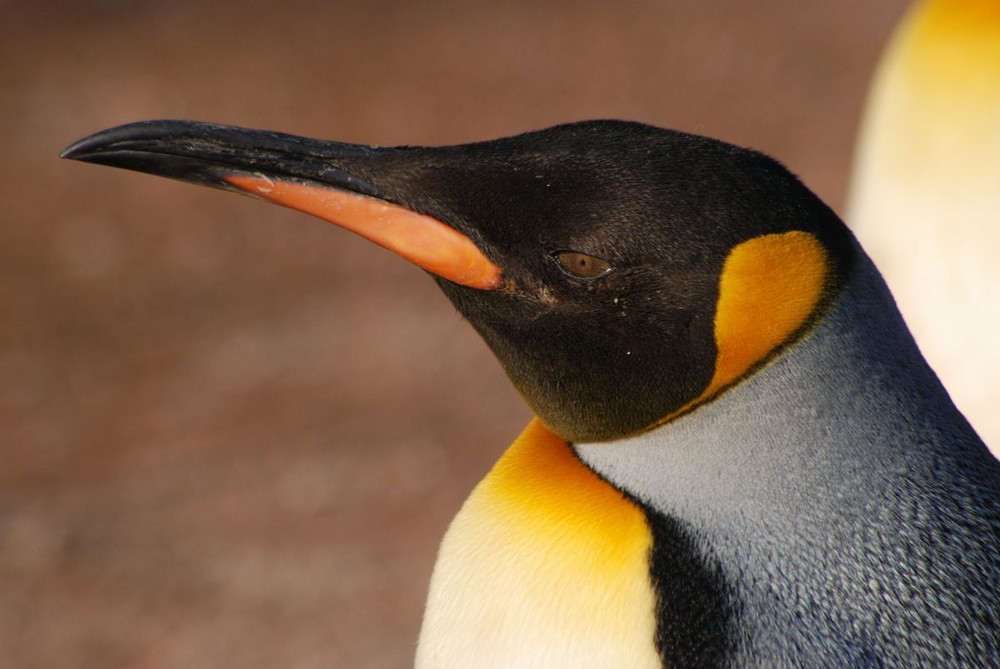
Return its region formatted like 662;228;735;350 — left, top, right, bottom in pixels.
415;420;661;669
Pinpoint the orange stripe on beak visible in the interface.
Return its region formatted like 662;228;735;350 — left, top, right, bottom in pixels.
223;174;504;290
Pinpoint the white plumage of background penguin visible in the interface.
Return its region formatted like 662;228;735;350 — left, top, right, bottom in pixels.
847;0;1000;453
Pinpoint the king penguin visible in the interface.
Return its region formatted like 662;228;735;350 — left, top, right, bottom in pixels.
63;119;1000;667
847;0;1000;453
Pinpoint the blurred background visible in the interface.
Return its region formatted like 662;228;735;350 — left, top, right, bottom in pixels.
3;1;909;667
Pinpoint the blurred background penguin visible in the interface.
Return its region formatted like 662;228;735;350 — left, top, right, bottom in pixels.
848;0;1000;454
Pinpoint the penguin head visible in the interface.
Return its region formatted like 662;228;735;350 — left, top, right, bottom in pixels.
63;120;854;442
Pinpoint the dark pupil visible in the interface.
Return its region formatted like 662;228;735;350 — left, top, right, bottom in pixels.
557;251;611;278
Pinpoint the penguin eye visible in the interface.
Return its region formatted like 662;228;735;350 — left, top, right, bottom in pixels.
553;251;613;280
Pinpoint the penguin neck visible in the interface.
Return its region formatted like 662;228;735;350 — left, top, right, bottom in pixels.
577;249;977;521
574;249;990;663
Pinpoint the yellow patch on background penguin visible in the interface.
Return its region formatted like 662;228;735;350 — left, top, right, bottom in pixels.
860;0;1000;182
897;0;1000;104
416;419;659;669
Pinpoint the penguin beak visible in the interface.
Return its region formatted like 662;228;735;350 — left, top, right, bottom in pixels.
61;121;504;290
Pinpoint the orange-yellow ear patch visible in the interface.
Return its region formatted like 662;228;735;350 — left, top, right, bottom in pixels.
710;230;829;393
658;230;829;426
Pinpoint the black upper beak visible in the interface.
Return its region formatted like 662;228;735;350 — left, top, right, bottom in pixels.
61;119;385;198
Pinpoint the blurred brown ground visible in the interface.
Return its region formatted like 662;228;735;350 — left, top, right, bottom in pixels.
2;1;908;667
